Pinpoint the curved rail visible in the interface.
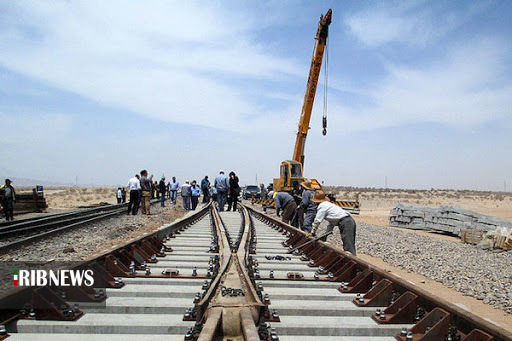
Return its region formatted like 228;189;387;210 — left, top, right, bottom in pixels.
246;205;512;341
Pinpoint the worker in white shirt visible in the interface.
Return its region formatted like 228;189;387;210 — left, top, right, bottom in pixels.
169;177;180;205
127;174;141;215
309;190;357;256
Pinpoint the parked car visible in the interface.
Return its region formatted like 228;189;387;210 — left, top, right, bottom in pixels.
242;185;260;200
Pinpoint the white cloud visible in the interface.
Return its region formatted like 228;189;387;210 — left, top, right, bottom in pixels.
344;2;485;47
326;39;512;134
0;1;301;132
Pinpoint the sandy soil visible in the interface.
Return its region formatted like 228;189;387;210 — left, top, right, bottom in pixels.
326;187;512;227
44;187;119;209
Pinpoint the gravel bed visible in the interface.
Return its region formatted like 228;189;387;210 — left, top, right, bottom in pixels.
324;221;512;314
248;202;512;314
0;202;189;262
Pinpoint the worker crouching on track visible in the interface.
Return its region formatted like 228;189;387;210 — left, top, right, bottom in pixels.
274;191;297;226
298;180;317;233
309;191;357;256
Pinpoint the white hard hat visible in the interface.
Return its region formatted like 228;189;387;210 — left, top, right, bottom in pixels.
219;170;225;173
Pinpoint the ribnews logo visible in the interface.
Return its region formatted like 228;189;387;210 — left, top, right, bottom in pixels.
13;269;95;287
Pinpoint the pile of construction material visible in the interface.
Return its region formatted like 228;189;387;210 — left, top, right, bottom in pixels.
389;203;512;236
13;189;48;214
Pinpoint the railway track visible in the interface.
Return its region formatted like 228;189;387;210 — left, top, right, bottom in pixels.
0;201;158;252
0;203;510;340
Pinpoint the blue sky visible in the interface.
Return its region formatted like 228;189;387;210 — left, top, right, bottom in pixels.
1;1;511;190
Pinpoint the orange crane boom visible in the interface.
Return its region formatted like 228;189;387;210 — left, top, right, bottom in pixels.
292;9;332;167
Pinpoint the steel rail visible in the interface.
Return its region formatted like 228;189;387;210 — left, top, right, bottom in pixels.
0;202;130;230
0;202;212;330
245;204;512;341
0;200;159;253
1;201;508;340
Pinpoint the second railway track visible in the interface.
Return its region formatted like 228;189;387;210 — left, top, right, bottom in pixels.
0;201;158;253
0;203;510;340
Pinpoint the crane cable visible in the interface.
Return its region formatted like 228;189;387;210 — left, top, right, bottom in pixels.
322;36;329;136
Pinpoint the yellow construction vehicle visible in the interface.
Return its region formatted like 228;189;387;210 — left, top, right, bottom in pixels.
273;9;331;192
270;9;360;213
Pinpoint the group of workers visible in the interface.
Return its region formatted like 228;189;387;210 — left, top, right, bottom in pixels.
125;169;243;215
272;179;357;256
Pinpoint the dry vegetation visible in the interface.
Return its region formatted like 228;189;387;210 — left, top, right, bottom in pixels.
43;187;119;209
324;187;512;226
34;186;512;227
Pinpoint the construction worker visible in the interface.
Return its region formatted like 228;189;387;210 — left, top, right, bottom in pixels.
201;176;210;203
0;179;16;221
159;177;167;207
260;184;268;200
127;174;141;215
298;179;317;233
309;190;356;256
169;177;180;205
273;191;297;226
181;180;192;210
214;170;229;211
139;170;154;215
227;171;240;211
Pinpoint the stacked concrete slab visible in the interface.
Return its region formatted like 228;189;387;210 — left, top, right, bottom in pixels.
389;203;512;236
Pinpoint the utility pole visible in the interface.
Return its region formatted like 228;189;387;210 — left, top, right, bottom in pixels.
75;175;78;187
385;176;388;189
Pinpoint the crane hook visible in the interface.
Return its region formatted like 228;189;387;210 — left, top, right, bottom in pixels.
322;116;327;136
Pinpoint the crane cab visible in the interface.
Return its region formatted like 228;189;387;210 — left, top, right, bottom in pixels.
273;160;322;192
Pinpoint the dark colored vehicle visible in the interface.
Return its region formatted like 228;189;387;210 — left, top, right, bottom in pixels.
242;185;260;200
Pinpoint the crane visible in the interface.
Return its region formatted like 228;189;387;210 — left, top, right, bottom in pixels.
293;8;331;166
273;9;332;192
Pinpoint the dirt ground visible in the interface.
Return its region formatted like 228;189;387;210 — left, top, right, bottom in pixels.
250;187;512;332
44;187;119;209
324;188;512;331
326;187;512;226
